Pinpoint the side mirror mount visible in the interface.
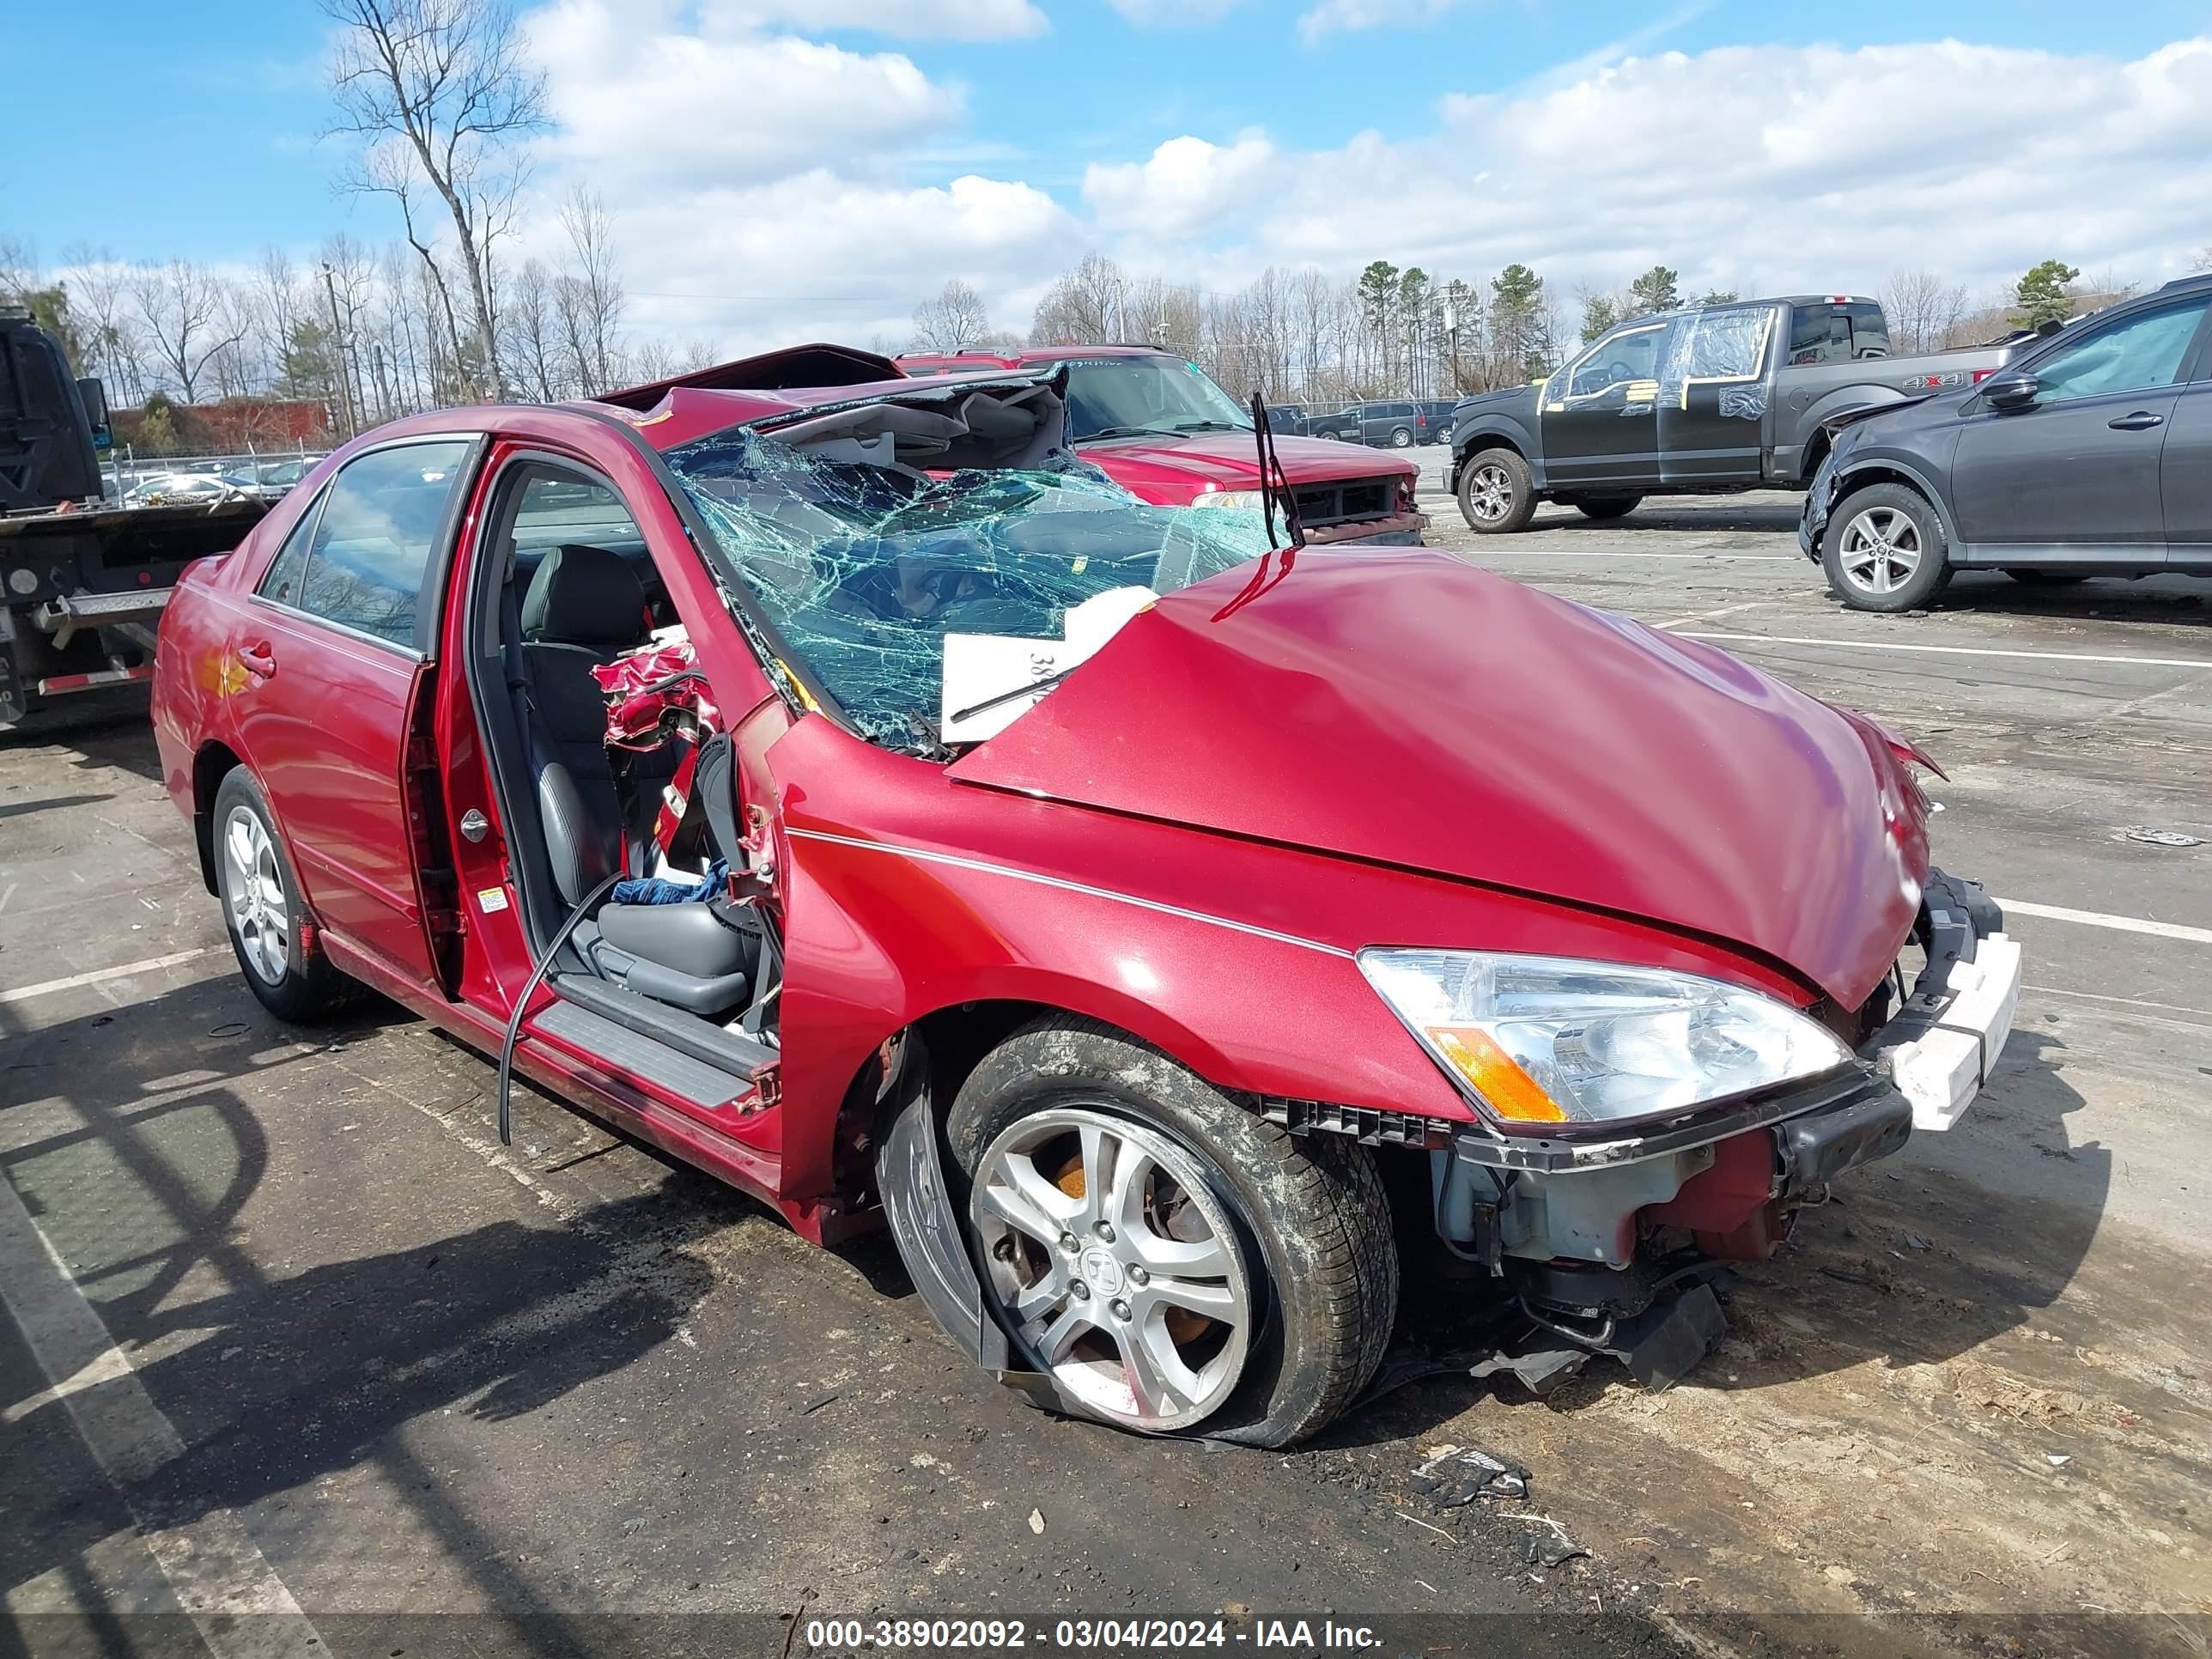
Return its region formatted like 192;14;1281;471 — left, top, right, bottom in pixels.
1982;371;2039;412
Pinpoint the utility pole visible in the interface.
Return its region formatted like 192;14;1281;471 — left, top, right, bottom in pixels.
320;262;356;441
1445;299;1460;393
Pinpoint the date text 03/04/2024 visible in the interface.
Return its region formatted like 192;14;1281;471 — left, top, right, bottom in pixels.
799;1618;1384;1651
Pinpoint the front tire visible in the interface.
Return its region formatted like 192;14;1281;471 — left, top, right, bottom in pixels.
945;1018;1397;1446
211;768;343;1022
1456;447;1538;533
1568;495;1642;522
1822;483;1952;611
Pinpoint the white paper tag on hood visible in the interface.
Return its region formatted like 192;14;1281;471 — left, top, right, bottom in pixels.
940;585;1157;744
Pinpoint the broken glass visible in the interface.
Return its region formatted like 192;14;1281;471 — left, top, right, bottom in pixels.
664;428;1275;758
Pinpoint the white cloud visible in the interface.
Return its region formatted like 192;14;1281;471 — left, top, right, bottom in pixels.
505;15;2212;357
1297;0;1474;45
528;0;963;189
1083;134;1278;235
702;0;1048;40
1106;0;1247;26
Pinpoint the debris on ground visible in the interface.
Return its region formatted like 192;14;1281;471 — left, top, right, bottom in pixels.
1504;1514;1590;1570
2123;826;2203;847
1028;1508;1045;1534
1409;1443;1532;1506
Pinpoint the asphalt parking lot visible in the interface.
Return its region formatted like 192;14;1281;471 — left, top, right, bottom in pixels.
3;479;2209;1658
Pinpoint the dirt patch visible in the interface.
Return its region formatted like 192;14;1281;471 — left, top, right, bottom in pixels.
1350;1165;2212;1658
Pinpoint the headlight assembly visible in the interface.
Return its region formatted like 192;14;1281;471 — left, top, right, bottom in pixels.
1358;949;1850;1130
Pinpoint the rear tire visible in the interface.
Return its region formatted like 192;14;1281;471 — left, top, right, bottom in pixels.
211;768;345;1022
1456;447;1538;534
945;1018;1398;1447
1389;425;1413;448
1568;495;1642;521
2002;568;2090;586
1821;483;1952;612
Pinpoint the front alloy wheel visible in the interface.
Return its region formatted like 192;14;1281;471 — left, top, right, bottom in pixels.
1820;481;1950;612
1837;505;1923;596
1455;447;1536;533
971;1107;1252;1432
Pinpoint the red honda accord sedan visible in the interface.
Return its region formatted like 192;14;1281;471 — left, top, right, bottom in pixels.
152;344;2022;1444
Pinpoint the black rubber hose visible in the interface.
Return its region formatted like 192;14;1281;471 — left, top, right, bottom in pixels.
496;872;623;1146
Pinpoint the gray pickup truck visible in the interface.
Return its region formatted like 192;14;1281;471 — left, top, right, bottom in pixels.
1447;295;2016;532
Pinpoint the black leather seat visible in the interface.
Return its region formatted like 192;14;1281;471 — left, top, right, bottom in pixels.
513;544;755;1018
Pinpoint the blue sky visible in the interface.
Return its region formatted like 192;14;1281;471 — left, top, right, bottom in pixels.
9;0;2212;349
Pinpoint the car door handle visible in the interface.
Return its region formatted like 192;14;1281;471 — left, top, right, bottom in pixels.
2108;411;2165;430
236;641;276;678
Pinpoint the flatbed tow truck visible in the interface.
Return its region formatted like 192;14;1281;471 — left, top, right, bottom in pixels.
1;305;270;726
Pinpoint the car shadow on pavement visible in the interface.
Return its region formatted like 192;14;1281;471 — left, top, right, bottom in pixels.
1514;501;1807;536
1323;1029;2105;1443
3;979;723;1644
0;693;167;784
1926;571;2210;623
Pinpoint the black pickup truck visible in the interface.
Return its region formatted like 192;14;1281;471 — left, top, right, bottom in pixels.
1447;295;2016;532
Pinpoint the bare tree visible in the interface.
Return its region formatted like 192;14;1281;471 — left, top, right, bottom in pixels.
131;259;249;402
909;278;991;350
1030;254;1126;343
556;186;624;394
503;258;564;402
1881;268;1970;357
0;234;37;301
62;244;145;401
323;0;547;400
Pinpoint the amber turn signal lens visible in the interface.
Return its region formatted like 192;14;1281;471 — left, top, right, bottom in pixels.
1426;1024;1567;1122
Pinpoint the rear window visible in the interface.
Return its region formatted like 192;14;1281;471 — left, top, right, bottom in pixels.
1788;303;1892;364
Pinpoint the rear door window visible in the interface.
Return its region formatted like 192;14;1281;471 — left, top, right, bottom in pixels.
287;441;472;651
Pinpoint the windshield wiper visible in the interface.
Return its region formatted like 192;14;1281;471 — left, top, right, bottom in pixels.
1167;419;1252;434
1080;424;1181;441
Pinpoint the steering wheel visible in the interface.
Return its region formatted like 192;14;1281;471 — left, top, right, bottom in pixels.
1604;360;1638;384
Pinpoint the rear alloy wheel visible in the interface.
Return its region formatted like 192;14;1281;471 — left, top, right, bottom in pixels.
2002;568;2090;586
1456;447;1537;533
211;768;343;1022
1569;495;1642;522
947;1019;1397;1446
1389;425;1413;448
1822;483;1952;612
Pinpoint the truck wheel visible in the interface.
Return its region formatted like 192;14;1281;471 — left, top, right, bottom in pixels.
945;1018;1397;1447
1822;483;1952;612
1569;495;1642;521
211;768;345;1022
1456;447;1537;533
2002;569;2089;586
1389;425;1413;448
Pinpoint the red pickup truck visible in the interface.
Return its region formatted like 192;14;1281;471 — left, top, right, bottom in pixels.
897;344;1426;545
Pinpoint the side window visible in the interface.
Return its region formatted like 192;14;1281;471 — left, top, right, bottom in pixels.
256;492;323;608
1553;322;1669;402
290;441;471;650
1673;307;1775;384
507;469;646;562
2031;300;2212;404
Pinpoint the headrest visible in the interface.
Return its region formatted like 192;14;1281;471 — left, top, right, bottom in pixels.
520;544;648;647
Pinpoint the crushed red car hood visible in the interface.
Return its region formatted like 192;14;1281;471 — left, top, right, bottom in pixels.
1079;430;1411;491
948;549;1927;1008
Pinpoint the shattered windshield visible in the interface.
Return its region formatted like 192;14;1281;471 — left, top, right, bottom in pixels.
1061;357;1255;441
663;427;1275;757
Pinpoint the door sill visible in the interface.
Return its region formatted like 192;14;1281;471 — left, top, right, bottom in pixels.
548;969;779;1084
